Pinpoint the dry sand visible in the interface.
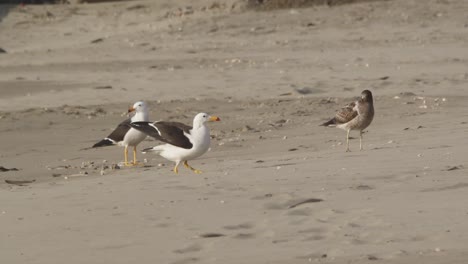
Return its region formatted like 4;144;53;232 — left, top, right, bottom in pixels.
1;0;468;263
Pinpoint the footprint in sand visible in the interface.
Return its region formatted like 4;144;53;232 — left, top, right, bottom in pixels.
233;233;256;239
170;257;199;264
264;197;324;210
302;235;326;241
223;222;254;230
223;222;256;239
173;244;202;254
287;208;312;216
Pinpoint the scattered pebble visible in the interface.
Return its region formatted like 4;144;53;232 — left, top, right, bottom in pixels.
80;161;95;169
294;87;313;95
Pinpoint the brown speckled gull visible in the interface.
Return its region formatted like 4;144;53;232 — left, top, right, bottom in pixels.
321;90;375;152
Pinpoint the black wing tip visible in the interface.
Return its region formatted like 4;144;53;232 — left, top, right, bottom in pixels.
141;147;153;152
92;139;114;148
320;118;336;127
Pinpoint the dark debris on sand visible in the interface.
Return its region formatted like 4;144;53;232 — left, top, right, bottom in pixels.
247;0;387;10
0;166;19;172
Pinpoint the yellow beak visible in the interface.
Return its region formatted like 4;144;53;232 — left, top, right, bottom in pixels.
209;116;221;122
128;107;136;113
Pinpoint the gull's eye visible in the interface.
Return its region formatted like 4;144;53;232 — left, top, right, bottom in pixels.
138;104;142;107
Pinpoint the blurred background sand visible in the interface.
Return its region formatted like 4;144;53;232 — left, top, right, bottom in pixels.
1;0;468;263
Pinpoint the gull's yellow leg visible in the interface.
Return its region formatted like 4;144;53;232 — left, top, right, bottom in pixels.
346;130;351;152
124;146;133;166
184;160;203;174
359;130;363;151
173;162;180;174
132;146;142;165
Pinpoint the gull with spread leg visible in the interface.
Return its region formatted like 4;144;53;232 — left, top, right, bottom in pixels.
130;113;220;174
92;101;149;166
320;90;374;152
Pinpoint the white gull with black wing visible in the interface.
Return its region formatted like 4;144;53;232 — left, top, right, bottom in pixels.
92;101;149;166
130;113;220;174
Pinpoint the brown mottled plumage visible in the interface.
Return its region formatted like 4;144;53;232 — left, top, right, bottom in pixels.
321;90;374;152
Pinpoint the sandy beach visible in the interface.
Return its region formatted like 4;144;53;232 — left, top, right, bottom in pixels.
1;0;468;263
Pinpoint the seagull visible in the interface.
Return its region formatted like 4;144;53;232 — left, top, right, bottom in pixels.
130;113;220;174
320;90;374;152
92;101;149;166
